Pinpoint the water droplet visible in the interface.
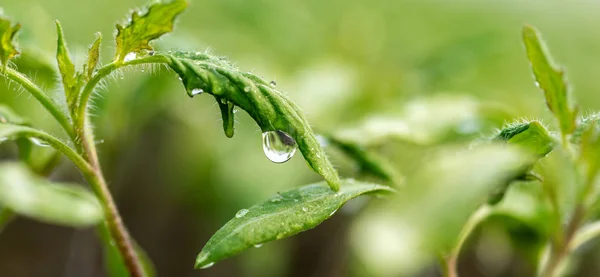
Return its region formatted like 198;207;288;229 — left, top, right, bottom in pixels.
178;76;182;81
262;130;297;163
244;86;251;92
329;209;338;217
233;108;238;114
254;244;263;248
199;262;214;269
235;209;249;218
29;137;49;147
141;68;145;72
148;51;155;56
302;207;308;212
191;88;204;97
534;81;540;88
269;80;277;87
123;52;137;62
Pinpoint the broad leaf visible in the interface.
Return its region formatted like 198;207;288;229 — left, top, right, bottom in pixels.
114;0;188;62
166;51;341;190
195;179;393;269
55;21;83;109
0;17;20;67
0;163;102;227
351;144;532;276
523;25;577;136
85;33;102;80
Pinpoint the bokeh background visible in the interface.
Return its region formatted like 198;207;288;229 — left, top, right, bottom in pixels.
1;0;600;276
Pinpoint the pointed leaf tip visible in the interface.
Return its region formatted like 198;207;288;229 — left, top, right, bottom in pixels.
114;0;188;62
522;25;577;136
194;179;393;269
0;17;21;67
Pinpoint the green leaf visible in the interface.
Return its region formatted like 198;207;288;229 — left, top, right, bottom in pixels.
325;135;403;185
195;179;393;269
85;33;102;81
522;25;578;136
114;0;188;62
0;17;20;67
0;162;102;227
165;51;341;190
55;20;82;109
351;144;532;276
495;121;554;158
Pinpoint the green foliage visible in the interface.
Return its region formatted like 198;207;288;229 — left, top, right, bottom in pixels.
55;21;83;110
0;163;102;227
195;179;393;269
166;51;341;190
0;17;20;68
578;118;600;186
523;26;578;137
114;0;188;62
85;33;102;81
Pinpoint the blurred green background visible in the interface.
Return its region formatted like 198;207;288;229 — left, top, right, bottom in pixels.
2;0;600;276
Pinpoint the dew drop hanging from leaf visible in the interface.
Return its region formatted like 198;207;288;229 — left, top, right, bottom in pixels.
29;137;49;147
262;130;297;163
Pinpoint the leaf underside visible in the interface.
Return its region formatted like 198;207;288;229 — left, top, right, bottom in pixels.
195;179;393;268
165;51;341;190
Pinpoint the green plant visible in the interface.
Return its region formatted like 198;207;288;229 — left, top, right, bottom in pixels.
2;1;600;277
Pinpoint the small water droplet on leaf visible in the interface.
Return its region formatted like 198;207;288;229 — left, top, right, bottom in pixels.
302;207;308;212
253;244;263;248
269;80;276;87
199;262;214;269
235;209;249;218
29;137;49;147
123;52;137;62
191;88;203;97
262;130;297;163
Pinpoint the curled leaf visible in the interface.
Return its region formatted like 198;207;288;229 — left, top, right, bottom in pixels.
195;179;393;269
0;163;102;227
0;17;20;67
114;0;188;62
165;51;341;190
523;25;578;136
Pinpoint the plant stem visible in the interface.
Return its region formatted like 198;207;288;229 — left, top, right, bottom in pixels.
1;67;75;140
444;205;492;277
539;205;585;277
75;55;170;129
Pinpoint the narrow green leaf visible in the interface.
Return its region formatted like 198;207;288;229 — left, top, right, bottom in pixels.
522;25;577;136
55;20;81;109
86;32;102;80
0;162;102;227
195;179;393;269
0;17;20;68
114;0;188;62
325;135;403;185
166;51;341;190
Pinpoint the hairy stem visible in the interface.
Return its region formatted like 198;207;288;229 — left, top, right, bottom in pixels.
1;67;75;140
